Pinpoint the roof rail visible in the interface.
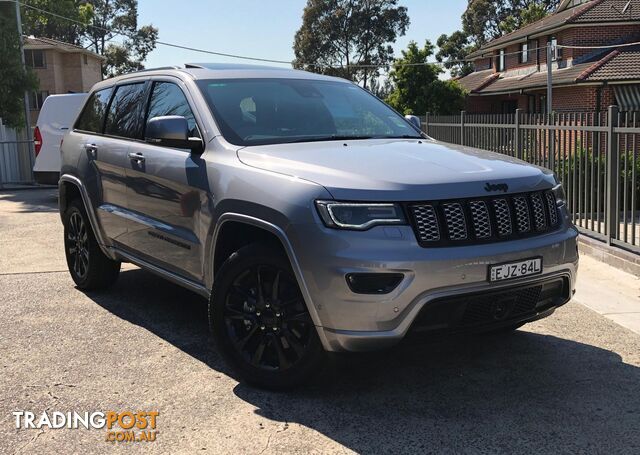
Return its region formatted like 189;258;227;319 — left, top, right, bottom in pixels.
124;65;183;75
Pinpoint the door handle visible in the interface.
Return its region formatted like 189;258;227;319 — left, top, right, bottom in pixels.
128;152;145;163
85;143;97;159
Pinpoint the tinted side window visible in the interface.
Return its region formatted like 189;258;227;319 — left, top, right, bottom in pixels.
146;82;200;137
104;83;147;139
75;87;113;133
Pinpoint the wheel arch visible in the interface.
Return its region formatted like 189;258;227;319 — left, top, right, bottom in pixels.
208;213;328;347
58;174;116;259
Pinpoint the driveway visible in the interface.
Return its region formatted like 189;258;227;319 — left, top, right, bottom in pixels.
1;189;639;454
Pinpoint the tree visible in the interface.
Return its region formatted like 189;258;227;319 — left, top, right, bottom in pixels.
462;0;559;45
436;30;475;78
21;0;158;77
293;0;409;88
436;0;559;75
84;0;158;77
0;3;38;128
21;0;93;45
386;41;466;116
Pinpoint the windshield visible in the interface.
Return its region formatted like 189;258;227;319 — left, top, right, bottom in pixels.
196;78;422;146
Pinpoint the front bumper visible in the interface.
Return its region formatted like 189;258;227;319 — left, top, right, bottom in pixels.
287;215;579;352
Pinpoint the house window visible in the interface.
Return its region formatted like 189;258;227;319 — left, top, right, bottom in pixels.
530;39;539;65
540;95;547;115
520;43;529;64
29;91;49;110
549;36;561;61
498;49;506;71
24;49;46;68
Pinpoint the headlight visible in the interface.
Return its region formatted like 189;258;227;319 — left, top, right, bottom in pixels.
315;201;406;230
552;183;566;206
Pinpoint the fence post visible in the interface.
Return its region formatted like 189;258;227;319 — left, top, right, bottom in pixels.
424;112;430;135
514;109;522;159
606;105;619;245
460;110;466;146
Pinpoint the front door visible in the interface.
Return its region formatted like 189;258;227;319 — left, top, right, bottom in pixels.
121;80;209;282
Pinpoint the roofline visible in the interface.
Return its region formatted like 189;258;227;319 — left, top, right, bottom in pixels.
23;38;106;61
467;0;606;59
576;49;620;80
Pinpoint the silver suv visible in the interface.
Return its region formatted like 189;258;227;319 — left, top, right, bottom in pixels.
59;63;578;388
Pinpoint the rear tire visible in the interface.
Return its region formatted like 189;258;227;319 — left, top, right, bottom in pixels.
209;243;324;389
63;198;120;290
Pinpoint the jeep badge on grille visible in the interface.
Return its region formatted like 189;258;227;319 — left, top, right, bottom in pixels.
485;182;509;193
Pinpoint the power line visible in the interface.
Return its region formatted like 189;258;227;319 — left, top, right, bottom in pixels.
12;0;640;71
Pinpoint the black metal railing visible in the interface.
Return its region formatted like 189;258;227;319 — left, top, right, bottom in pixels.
423;107;640;254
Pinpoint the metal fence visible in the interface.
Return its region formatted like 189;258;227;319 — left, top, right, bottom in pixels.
424;106;640;254
0;119;34;188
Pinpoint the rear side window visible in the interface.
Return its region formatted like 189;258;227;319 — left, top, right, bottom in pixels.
104;83;147;139
75;87;113;133
146;82;200;137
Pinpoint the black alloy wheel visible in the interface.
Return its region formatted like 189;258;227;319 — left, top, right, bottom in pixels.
210;244;324;389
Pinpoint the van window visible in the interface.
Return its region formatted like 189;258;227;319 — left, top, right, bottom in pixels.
75;87;113;133
146;82;200;137
105;83;147;139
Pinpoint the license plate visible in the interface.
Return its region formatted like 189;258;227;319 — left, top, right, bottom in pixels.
489;258;542;282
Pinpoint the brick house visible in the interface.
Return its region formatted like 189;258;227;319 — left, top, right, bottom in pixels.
23;36;104;125
456;0;640;114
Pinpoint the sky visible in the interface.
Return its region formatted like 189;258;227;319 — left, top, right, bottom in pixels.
137;0;468;70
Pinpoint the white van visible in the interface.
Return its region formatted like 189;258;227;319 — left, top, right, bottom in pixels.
33;93;88;185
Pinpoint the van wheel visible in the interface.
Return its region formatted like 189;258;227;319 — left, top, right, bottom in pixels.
209;244;324;389
63;199;120;290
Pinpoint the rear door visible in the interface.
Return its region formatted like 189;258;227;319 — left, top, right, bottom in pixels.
120;79;209;281
73;86;131;242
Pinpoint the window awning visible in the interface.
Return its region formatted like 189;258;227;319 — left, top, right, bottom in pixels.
614;85;640;112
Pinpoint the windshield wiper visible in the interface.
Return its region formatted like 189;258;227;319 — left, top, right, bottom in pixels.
279;135;375;144
279;134;424;144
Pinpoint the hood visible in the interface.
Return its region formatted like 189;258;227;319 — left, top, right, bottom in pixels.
237;139;555;201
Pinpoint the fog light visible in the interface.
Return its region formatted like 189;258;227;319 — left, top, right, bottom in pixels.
346;273;404;294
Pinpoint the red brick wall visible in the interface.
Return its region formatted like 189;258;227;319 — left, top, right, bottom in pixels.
466;86;617;114
562;25;640;61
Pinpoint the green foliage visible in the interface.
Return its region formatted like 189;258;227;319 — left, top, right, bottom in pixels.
84;0;158;77
436;30;476;78
437;0;559;72
463;0;559;45
21;0;93;44
553;148;640;211
0;3;38;128
21;0;158;77
293;0;409;88
386;41;467;116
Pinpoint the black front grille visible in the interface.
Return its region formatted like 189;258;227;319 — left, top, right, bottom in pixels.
409;277;570;334
407;190;560;247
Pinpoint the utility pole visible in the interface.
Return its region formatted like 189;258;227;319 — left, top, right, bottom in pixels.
546;42;553;117
546;42;555;171
14;0;34;170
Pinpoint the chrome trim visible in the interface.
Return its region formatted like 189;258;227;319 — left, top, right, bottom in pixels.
209;213;330;349
316;201;405;230
58;174;116;259
113;248;210;298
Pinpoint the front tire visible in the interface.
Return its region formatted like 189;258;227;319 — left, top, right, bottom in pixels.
209;244;324;389
63;198;120;290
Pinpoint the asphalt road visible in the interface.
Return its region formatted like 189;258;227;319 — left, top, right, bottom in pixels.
1;189;639;454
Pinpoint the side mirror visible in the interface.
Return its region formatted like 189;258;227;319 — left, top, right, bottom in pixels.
405;115;422;131
145;115;202;151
